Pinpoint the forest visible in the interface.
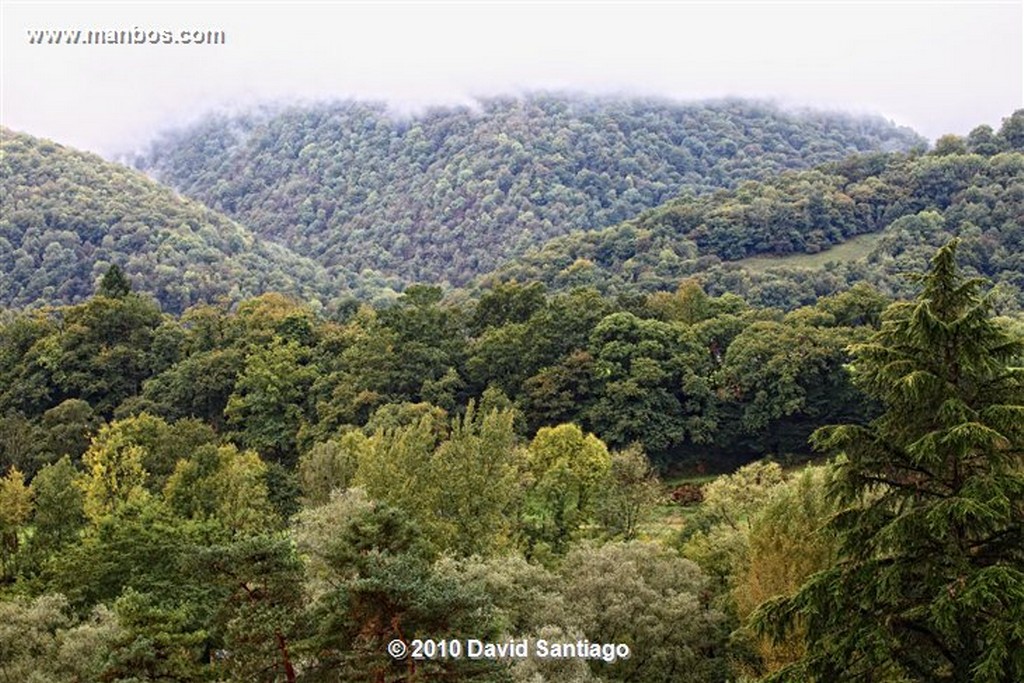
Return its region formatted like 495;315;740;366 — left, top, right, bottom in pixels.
486;113;1024;310
134;96;923;285
0;104;1022;682
2;243;1022;681
0;129;341;314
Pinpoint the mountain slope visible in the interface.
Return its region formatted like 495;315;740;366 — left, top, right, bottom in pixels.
135;95;924;285
1;128;347;313
481;113;1024;309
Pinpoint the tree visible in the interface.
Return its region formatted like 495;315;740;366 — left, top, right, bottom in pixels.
39;398;100;464
297;433;366;507
43;497;214;612
997;109;1024;150
681;460;786;588
714;320;867;456
98;264;132;299
354;403;525;555
754;241;1024;682
225;340;315;466
164;443;278;536
932;134;968;156
557;541;730;682
100;588;210;682
0;465;33;581
192;535;305;683
0;594;122;682
27;456;87;565
966;125;1004;156
731;466;839;677
428;403;525;556
292;491;499;681
79;424;150;523
584;312;690;455
595;444;661;540
524;423;612;553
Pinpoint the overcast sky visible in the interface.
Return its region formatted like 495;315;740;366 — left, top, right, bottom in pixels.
2;1;1022;156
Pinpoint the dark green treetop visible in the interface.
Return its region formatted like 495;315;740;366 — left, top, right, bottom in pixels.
98;265;132;299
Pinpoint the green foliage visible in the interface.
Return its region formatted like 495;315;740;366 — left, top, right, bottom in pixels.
79;430;149;524
296;433;366;507
715;319;868;451
754;241;1024;682
225;340;316;466
191;534;305;682
137;96;921;287
681;461;786;586
731;466;839;677
594;444;662;540
0;465;33;581
39;398;100;464
98;264;133;299
490;137;1024;311
556;541;730;682
101;588;210;682
525;424;612;553
292;491;500;681
26;456;86;566
4;100;1023;683
0;128;340;313
0;594;121;682
164;443;278;535
354;402;525;555
43;497;219;612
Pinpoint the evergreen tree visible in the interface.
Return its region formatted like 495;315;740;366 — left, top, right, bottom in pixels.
98;264;132;299
754;240;1024;681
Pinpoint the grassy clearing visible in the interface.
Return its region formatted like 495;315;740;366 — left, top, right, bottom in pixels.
736;232;883;272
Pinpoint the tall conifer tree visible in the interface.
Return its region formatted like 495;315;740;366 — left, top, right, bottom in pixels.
755;240;1024;681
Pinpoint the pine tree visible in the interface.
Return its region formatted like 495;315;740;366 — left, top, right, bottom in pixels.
98;264;132;298
754;240;1024;682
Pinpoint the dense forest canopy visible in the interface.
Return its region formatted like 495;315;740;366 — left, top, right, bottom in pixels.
0;275;878;474
134;95;924;286
1;243;1020;682
0;128;346;314
485;112;1024;310
1;103;1022;682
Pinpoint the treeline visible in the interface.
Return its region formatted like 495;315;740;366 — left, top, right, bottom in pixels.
1;270;892;477
1;243;1020;681
135;95;923;285
0;129;350;314
487;112;1024;309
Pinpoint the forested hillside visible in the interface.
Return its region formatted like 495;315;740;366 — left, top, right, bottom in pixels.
1;243;1020;681
0;129;353;314
135;95;923;285
486;112;1024;310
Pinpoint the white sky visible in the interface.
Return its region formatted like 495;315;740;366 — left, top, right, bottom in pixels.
1;1;1022;156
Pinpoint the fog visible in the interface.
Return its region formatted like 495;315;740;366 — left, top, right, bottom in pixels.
2;1;1021;156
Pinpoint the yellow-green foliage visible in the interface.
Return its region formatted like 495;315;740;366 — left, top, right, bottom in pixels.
164;443;277;535
80;429;149;524
354;402;526;555
0;465;33;578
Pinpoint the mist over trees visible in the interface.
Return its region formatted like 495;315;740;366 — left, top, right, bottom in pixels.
1;104;1021;682
135;95;923;286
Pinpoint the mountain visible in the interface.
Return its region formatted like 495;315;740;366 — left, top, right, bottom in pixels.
482;112;1024;310
134;94;924;286
0;128;351;313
